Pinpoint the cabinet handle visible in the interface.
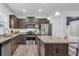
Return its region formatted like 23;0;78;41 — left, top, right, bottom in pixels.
56;48;59;53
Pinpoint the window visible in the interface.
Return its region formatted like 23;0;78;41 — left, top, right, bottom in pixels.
0;15;7;28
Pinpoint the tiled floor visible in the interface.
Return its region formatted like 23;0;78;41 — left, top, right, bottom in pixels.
13;44;38;56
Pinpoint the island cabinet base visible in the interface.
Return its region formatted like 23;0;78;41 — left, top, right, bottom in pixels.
39;40;68;56
45;44;68;56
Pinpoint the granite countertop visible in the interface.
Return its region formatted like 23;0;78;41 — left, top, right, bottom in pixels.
69;44;77;48
67;36;78;44
37;36;68;44
0;33;70;44
0;33;22;44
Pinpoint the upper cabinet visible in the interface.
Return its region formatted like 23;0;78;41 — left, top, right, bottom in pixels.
9;15;18;28
9;15;50;29
35;18;49;24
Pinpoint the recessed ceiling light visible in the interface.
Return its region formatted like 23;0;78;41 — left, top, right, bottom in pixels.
55;11;60;16
48;17;50;20
21;3;25;4
38;9;42;12
22;9;26;12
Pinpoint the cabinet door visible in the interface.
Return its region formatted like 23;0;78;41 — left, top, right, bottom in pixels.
40;40;45;56
14;17;18;28
18;19;30;28
45;44;57;56
18;20;25;28
37;38;40;55
54;44;68;56
18;34;26;44
11;37;18;55
11;39;15;55
45;44;68;56
1;40;11;56
10;17;14;28
58;44;68;56
9;15;18;28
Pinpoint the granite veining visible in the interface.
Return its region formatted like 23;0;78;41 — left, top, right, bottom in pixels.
0;33;21;44
37;36;68;44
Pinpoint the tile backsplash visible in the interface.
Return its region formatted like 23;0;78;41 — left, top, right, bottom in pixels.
10;29;39;32
0;28;39;35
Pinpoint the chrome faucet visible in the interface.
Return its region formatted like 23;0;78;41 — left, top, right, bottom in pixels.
4;28;9;36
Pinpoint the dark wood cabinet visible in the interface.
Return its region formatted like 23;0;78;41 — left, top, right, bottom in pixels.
0;34;26;56
9;15;50;28
11;34;26;55
37;37;68;56
36;37;40;55
18;34;26;44
9;15;18;28
36;18;49;24
18;19;29;28
45;44;68;56
11;35;19;55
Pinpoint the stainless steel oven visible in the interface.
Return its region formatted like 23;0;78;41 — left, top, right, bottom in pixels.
25;31;36;44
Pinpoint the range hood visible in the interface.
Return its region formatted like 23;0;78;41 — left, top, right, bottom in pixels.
25;17;35;28
25;24;35;29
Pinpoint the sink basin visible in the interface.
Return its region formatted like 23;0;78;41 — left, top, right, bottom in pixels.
3;34;12;37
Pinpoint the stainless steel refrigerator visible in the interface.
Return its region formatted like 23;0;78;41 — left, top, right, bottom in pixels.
40;24;52;35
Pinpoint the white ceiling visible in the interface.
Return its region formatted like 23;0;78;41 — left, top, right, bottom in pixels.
4;3;79;18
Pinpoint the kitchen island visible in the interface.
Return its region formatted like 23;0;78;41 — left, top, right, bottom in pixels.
37;36;68;56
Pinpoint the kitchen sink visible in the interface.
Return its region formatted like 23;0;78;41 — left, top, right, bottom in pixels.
3;34;12;37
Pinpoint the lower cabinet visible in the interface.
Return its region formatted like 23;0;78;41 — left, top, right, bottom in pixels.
44;44;68;56
1;40;12;56
18;34;26;44
39;40;45;56
0;34;26;56
37;38;68;56
36;37;40;55
11;37;18;55
0;37;19;56
11;34;26;55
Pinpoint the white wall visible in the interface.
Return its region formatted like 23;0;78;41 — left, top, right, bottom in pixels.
49;11;79;37
67;20;79;36
64;11;79;37
49;11;65;38
0;4;13;35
